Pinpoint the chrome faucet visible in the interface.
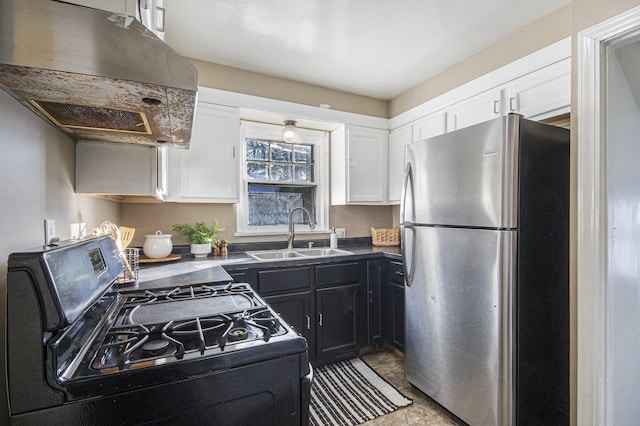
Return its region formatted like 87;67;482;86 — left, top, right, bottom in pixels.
287;207;315;250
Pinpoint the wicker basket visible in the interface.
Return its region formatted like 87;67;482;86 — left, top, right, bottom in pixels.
371;227;400;247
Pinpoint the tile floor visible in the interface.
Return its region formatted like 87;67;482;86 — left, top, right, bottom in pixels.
360;347;465;426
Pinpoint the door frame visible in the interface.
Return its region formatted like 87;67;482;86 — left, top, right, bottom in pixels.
577;5;640;425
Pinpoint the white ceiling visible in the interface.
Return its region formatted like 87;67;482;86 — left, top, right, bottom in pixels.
165;0;570;100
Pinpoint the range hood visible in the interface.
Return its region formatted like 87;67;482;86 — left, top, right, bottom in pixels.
0;0;198;148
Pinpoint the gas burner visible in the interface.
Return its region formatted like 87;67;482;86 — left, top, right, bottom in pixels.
142;339;170;355
91;283;285;370
227;327;249;341
124;283;253;306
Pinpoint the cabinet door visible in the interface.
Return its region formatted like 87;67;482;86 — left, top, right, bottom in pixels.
170;103;239;202
385;260;405;351
316;284;360;359
76;142;165;201
505;58;571;121
388;124;412;204
258;266;311;294
345;126;389;204
412;111;447;142
447;88;503;131
263;291;314;358
366;260;383;345
384;282;405;351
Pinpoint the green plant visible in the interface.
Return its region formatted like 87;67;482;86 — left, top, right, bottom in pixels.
172;220;224;245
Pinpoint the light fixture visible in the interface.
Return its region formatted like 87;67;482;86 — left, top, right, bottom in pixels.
282;120;299;143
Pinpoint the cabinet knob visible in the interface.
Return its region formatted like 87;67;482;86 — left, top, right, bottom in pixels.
306;315;311;329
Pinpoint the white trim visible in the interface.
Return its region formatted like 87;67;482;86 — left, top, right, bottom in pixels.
577;5;640;426
389;37;571;129
197;86;389;131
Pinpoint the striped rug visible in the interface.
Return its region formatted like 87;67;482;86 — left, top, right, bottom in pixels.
310;358;412;426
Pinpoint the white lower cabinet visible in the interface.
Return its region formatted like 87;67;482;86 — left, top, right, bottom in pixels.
167;103;240;203
331;125;389;205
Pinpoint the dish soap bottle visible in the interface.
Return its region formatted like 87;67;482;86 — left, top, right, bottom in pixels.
330;228;338;249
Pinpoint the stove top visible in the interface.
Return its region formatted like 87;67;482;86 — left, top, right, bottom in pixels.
53;282;301;387
91;283;285;371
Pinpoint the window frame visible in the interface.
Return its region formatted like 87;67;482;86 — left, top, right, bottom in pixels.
235;121;329;236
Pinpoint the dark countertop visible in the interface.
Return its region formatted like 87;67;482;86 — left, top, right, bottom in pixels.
123;244;402;288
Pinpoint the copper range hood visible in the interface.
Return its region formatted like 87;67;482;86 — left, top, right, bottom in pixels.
0;0;198;148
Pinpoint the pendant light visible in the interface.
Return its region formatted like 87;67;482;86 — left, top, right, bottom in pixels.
282;120;299;143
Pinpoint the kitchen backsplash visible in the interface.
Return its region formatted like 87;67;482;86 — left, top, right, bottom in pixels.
121;202;394;247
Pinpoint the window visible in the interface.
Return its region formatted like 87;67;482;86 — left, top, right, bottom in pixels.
236;121;329;236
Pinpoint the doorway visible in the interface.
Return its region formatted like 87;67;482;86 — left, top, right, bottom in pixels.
578;6;640;425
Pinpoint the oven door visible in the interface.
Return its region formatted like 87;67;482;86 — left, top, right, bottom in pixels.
11;354;310;426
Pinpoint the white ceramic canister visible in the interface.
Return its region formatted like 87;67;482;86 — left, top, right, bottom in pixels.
143;230;173;258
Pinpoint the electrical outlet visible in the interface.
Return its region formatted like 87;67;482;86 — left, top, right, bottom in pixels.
44;219;56;245
334;227;346;238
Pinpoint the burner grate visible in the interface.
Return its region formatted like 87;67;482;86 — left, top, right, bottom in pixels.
90;283;284;371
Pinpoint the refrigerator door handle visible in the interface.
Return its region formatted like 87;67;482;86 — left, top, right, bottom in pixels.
401;224;416;287
400;162;416;287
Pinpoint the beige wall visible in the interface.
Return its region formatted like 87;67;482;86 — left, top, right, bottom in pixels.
390;5;572;117
191;58;389;118
0;90;122;424
121;203;393;247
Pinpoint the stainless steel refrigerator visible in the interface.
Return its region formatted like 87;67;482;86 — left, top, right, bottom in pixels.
401;114;569;425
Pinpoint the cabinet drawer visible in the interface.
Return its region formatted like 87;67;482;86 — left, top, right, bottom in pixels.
258;267;311;294
388;260;404;285
316;262;359;287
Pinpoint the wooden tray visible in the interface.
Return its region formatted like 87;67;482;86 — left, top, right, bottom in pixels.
139;254;181;263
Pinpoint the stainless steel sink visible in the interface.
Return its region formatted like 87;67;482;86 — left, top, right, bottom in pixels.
247;248;352;261
295;248;352;257
247;250;305;260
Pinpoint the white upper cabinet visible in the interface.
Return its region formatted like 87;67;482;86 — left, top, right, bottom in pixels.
412;111;448;142
76;142;167;202
138;0;166;41
388;111;448;205
168;103;240;203
65;0;166;41
505;58;571;120
331;125;389;205
388;124;412;204
447;87;504;132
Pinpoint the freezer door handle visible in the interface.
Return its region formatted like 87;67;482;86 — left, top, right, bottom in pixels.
400;162;414;225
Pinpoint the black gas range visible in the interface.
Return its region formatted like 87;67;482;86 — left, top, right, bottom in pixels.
6;236;312;425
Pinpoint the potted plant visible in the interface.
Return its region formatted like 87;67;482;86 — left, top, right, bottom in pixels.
172;220;224;258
